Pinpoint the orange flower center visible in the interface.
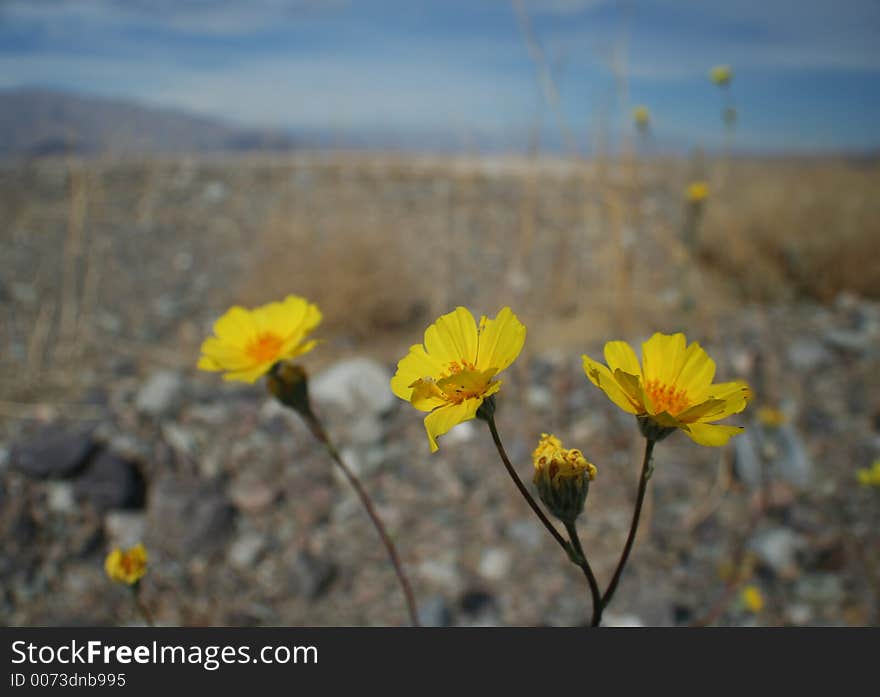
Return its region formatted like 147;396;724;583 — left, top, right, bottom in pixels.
644;379;690;415
445;360;476;375
246;332;284;364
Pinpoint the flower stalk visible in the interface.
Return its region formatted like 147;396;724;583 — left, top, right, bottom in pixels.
269;362;421;627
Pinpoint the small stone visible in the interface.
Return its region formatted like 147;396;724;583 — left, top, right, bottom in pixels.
794;573;844;606
417;595;453;627
750;527;804;579
602;613;645;627
788;338;831;372
229;475;277;513
148;476;235;555
161;423;196;456
310;358;394;415
135;371;183;417
418;558;462;592
12;427;98;479
72;451;146;511
825;328;872;354
458;589;500;627
478;547;512;582
526;385;553;411
104;511;146;548
228;532;266;569
45;482;76;513
290;550;337;600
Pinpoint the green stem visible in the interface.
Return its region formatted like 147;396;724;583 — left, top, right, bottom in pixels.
564;520;603;627
484;413;602;626
601;438;655;609
303;413;421;627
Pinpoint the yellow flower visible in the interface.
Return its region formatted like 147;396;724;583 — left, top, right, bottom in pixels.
105;544;148;585
197;295;322;383
856;460;880;487
633;105;651;129
532;433;596;522
741;585;764;613
582;332;751;446
757;406;787;428
391;306;526;452
686;181;709;203
710;64;732;86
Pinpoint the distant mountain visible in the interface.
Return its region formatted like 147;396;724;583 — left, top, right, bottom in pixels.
0;87;297;157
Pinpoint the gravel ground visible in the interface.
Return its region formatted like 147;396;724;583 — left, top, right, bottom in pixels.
2;154;878;626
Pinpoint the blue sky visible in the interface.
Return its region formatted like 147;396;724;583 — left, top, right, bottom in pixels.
1;0;878;153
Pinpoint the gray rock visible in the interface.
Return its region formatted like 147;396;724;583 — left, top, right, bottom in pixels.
824;328;873;355
72;451;146;511
794;573;844;606
458;590;501;627
104;511;147;548
788;338;832;371
290;550;337;600
507;519;542;549
148;476;235;555
478;547;512;581
229;475;277;513
45;482;76;514
733;430;763;489
417;595;453;627
12;427;98;479
749;527;804;578
310;358;394;415
775;425;813;488
227;532;266;569
135;371;183;417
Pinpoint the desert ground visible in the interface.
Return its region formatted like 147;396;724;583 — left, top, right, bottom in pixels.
1;152;878;626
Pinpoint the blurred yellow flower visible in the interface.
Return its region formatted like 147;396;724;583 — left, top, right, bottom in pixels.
197;295;322;383
633;105;651;129
391;306;526;452
105;544;148;586
741;585;764;613
757;406;787;428
856;460;880;487
686;181;709;203
710;65;733;86
533;433;596;522
582;332;752;446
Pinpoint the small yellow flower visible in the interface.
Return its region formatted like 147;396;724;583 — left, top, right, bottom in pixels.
856;460;880;487
685;181;709;203
197;295;322;383
582;332;751;446
710;65;733;86
633;105;651;129
105;544;148;585
757;406;787;428
741;585;764;613
391;306;526;452
533;433;596;522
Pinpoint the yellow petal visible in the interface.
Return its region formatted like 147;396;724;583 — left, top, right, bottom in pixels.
408;379;447;412
675;341;716;401
696;381;751;421
221;362;275;383
424;399;482;452
198;337;255;371
475;306;526;372
604;340;642;377
676;398;727;423
613;368;649;413
683;422;743;447
424;306;479;365
641;332;687;386
390;344;446;402
582;355;640;414
212;306;257;347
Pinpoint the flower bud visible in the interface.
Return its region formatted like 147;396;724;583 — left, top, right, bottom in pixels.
532;434;597;523
266;362;313;416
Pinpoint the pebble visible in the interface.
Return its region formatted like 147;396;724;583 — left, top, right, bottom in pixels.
12;428;98;479
45;482;76;514
478;547;512;582
148;476;236;555
229;475;277;513
750;527;804;579
417;595;453;627
310;358;395;415
72;451;146;511
290;550;337;601
227;532;267;569
135;370;183;417
104;511;147;548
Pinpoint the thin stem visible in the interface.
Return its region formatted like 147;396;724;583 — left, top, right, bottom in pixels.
564;520;603;627
485;414;603;626
133;585;154;626
484;414;568;552
601;438;655;608
303;414;421;627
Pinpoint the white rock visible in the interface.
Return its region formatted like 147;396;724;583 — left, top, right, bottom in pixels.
442;420;476;446
136;371;183;417
310;358;394;415
227;532;266;569
46;482;76;514
104;511;147;548
478;548;512;581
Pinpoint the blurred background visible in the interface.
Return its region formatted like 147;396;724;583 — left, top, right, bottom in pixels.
1;0;878;627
